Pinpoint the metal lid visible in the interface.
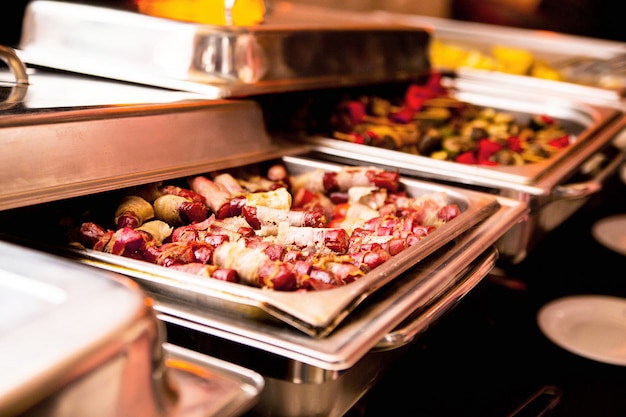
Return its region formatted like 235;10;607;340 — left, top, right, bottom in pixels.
0;239;153;415
0;66;309;211
17;0;431;98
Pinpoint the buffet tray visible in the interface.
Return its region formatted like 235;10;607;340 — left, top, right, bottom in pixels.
276;81;622;187
368;10;626;108
267;78;625;262
160;240;505;416
17;0;431;98
156;217;509;372
162;343;264;417
160;246;499;417
7;155;503;338
162;190;525;371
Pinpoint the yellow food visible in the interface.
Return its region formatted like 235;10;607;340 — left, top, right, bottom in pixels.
430;39;564;81
134;0;266;26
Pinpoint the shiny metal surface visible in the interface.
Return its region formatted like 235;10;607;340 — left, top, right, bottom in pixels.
18;0;431;98
161;344;264;417
0;240;264;417
0;45;28;85
0;69;308;211
0;45;29;111
0;240;169;417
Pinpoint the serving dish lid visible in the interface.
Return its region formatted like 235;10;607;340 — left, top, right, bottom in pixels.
0;239;264;417
17;0;431;98
0;241;150;416
0;65;309;211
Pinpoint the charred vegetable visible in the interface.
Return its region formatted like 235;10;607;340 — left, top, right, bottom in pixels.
330;73;573;166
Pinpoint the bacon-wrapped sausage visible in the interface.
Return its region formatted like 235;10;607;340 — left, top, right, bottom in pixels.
114;195;154;229
167;263;238;282
142;241;215;267
275;223;350;254
212;172;244;195
242;205;326;231
153;194;208;226
290;166;400;194
245;187;292;210
213;240;297;291
135;220;173;244
188;175;232;215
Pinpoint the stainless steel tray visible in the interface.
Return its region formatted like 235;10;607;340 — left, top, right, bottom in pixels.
281;80;625;262
27;155;503;338
163;343;264;417
17;0;431;98
368;10;626;108
159;192;524;370
295;84;622;187
156;221;508;372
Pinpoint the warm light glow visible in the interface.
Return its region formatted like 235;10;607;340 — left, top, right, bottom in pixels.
134;0;266;26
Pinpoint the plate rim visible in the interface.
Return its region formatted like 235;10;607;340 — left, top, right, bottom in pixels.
537;294;626;366
591;214;626;256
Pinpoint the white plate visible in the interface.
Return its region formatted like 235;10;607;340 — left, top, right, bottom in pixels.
591;214;626;256
537;295;626;366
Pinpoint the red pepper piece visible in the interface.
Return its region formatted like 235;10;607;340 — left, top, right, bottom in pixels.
404;84;429;111
548;135;570;149
456;151;477;164
539;114;556;125
389;106;415;123
346;101;366;125
477;139;503;162
426;71;447;96
507;136;523;153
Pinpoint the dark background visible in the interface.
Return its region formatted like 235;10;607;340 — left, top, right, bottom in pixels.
3;0;626;48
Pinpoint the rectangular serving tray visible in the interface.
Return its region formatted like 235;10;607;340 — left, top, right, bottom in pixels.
369;10;626;107
14;156;504;338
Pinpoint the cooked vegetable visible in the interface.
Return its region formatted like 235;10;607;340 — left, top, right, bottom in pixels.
329;73;573;166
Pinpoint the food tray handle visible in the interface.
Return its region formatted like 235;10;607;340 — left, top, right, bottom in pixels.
553;115;626;200
552;141;625;200
0;45;28;110
372;247;498;351
0;45;28;84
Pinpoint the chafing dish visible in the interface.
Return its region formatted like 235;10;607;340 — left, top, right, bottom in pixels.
155;219;507;417
269;78;626;263
0;239;264;417
0;153;506;337
0;58;528;416
0;68;307;212
367;9;626;108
